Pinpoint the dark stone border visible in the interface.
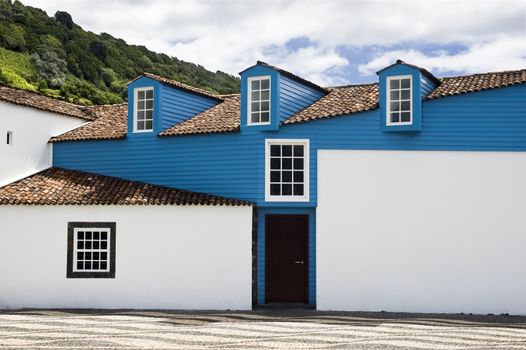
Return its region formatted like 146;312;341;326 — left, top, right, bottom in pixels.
67;222;116;278
251;207;258;310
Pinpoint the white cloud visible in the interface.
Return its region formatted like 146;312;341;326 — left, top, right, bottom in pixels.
20;0;526;85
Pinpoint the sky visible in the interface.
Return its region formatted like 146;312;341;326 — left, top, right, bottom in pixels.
21;0;526;86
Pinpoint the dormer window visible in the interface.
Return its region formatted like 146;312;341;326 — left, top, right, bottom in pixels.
134;87;154;132
387;75;412;125
248;76;271;125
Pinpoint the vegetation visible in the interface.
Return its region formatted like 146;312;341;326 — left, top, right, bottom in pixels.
0;0;240;105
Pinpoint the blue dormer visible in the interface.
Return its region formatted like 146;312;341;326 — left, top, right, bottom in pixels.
377;60;439;132
240;61;326;132
127;73;221;137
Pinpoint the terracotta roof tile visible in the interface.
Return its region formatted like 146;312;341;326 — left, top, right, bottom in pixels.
50;104;127;142
427;69;526;100
0;168;251;206
0;86;94;120
130;73;223;101
159;95;240;136
283;84;379;125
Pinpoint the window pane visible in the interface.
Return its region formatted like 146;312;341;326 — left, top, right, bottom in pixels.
93;252;99;260
251;80;260;90
93;262;99;270
145;110;153;120
251;113;260;124
146;100;153;109
251;91;259;101
401;79;410;88
270;171;280;182
77;231;84;239
390;79;399;89
261;90;269;100
270;158;281;169
401;101;411;111
401;112;411;122
138;90;145;99
390;90;399;100
390;102;399;112
391;113;399;123
282;158;292;169
270;184;281;195
293;184;304;196
101;252;107;260
251;102;260;112
85;262;91;270
101;262;107;270
138;101;145;110
85;252;92;260
77;252;83;260
77;241;84;249
261;79;270;90
282;145;292;156
145;90;153;99
145;120;153;130
85;241;92;249
137;121;145;130
282;171;292;182
401;89;410;99
282;184;292;195
261;101;269;112
260;112;270;123
294;158;304;170
93;241;100;249
77;261;83;270
270;145;281;156
294;171;304;182
93;232;99;240
293;145;304;157
101;232;107;240
137;111;145;121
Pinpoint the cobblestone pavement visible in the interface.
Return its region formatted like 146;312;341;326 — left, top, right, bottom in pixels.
1;310;526;349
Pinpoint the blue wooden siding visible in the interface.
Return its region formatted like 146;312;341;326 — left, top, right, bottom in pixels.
278;75;325;123
158;84;218;130
257;207;316;305
420;75;437;98
54;83;526;207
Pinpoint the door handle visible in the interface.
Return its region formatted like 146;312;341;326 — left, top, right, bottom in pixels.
294;260;304;264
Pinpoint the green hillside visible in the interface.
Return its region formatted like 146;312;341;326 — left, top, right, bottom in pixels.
0;0;240;105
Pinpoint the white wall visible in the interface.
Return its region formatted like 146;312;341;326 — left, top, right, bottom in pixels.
0;101;85;186
0;205;252;310
317;150;526;314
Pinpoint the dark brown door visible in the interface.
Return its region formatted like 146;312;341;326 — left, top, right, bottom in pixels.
265;215;308;303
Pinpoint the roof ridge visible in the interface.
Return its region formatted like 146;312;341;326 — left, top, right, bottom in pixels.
439;68;526;80
0;85;86;107
326;82;379;89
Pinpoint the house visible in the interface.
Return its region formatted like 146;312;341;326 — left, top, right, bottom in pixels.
0;87;92;186
0;61;525;313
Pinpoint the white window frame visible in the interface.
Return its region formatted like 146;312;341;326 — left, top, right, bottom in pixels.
72;227;111;273
265;139;310;202
386;75;413;126
247;76;271;126
133;87;154;133
6;131;12;145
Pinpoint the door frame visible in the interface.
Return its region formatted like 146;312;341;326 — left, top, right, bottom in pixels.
264;214;309;304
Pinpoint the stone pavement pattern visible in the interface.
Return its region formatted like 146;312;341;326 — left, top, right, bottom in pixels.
1;310;526;349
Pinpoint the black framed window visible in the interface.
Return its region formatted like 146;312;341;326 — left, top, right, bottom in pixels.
67;222;116;278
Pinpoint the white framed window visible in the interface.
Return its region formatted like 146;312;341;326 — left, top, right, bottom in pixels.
265;139;309;202
387;75;412;125
67;222;115;278
6;131;12;145
248;76;271;125
134;87;154;132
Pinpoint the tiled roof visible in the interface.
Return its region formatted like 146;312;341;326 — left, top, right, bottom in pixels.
50;103;127;142
0;86;94;120
427;69;526;100
159;95;241;136
240;61;329;93
130;73;224;101
0;168;251;206
283;83;379;125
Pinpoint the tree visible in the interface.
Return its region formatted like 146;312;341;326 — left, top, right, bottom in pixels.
89;41;107;61
54;11;73;29
31;50;67;88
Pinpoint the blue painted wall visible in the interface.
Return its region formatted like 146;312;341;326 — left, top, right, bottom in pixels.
55;83;526;207
278;74;325;123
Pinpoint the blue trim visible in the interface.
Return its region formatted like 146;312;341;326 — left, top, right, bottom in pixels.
241;66;280;131
257;207;316;306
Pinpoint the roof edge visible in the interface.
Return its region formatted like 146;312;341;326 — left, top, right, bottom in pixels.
376;59;441;85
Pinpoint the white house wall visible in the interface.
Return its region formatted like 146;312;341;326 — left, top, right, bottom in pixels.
0;101;85;186
317;150;526;314
0;205;252;310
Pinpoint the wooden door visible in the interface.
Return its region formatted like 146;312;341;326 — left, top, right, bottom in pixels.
265;215;308;303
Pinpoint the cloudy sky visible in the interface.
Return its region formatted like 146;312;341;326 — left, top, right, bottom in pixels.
21;0;526;86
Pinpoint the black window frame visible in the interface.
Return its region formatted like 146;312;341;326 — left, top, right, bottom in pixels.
67;222;116;278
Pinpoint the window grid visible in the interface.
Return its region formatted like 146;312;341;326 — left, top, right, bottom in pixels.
248;77;270;125
269;143;305;197
135;88;154;131
73;228;110;272
387;76;412;124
